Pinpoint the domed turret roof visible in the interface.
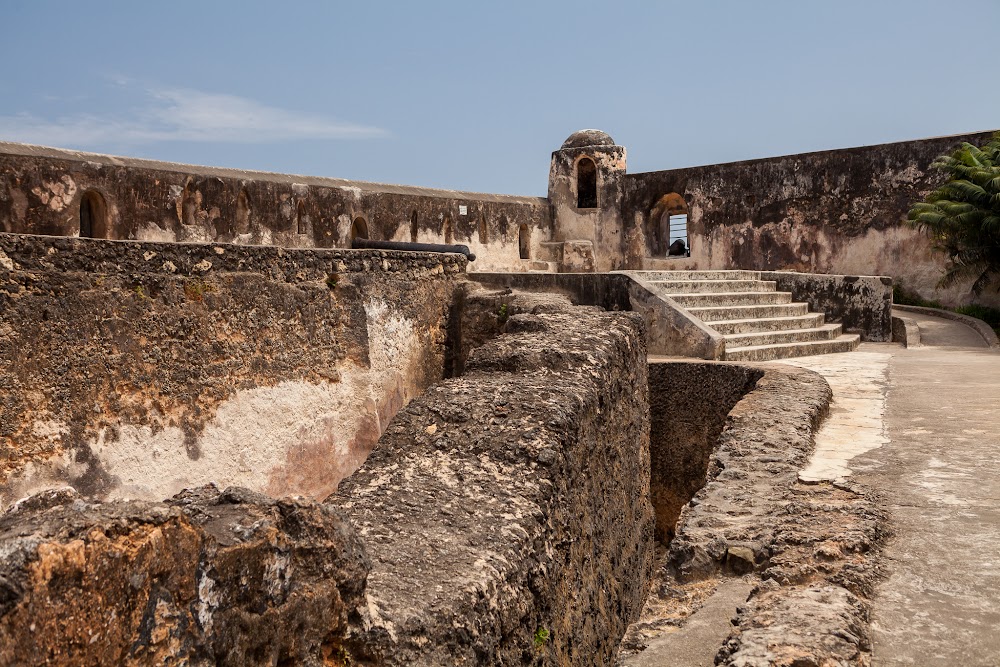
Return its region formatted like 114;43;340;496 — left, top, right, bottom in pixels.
560;129;615;150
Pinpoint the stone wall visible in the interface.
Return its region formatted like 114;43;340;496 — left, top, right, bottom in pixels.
647;361;762;542
0;293;656;666
623;131;999;306
761;271;893;341
0;142;552;272
0;234;464;507
331;296;655;665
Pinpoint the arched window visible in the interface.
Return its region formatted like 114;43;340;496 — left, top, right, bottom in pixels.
235;189;250;234
518;224;530;259
477;215;488;244
442;215;454;244
79;190;107;238
182;183;198;227
351;216;369;241
296;200;307;234
577;157;598;209
410;210;418;243
649;192;690;257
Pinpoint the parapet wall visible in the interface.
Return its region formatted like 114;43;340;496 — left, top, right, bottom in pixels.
0;233;464;506
0;142;552;272
624;131;998;306
0;293;656;667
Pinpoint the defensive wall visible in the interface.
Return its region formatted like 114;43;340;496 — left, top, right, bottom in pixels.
621;130;997;307
0;142;551;272
3;129;999;307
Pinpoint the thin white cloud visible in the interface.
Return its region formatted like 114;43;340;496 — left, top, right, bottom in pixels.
0;85;387;147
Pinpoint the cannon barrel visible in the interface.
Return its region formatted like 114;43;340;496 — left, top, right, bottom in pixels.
351;238;476;261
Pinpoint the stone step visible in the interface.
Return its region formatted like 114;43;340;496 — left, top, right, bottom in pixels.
648;279;777;294
723;323;843;347
666;291;792;307
686;302;809;322
723;334;860;362
709;313;826;335
634;270;762;282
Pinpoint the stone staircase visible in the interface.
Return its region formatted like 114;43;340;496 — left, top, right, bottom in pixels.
642;270;860;361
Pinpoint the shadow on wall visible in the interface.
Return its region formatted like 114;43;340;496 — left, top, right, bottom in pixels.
647;361;763;543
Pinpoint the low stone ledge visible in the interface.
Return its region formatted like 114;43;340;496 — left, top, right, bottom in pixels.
331;303;655;666
892;313;921;347
893;303;1000;348
0;232;468;281
652;363;887;666
0;485;370;666
761;271;893;342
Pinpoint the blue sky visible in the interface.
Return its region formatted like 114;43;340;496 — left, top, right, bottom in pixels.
1;1;998;195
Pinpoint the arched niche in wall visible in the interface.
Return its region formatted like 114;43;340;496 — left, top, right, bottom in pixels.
477;215;489;244
576;157;598;209
181;182;198;227
79;190;108;239
296;200;308;234
235;189;251;235
410;210;418;243
649;193;690;257
518;224;530;259
442;215;454;244
351;216;369;242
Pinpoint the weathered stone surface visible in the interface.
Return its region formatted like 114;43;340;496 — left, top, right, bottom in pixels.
0;233;461;506
331;301;655;665
621;361;887;666
623;131;999;307
0;485;369;666
762;271;893;342
646;361;762;542
0;141;550;273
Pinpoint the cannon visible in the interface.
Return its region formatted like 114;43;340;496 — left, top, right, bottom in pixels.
351;238;476;261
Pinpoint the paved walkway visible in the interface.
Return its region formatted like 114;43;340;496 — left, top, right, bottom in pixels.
782;311;1000;666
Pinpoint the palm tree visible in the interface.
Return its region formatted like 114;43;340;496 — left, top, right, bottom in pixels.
908;132;1000;295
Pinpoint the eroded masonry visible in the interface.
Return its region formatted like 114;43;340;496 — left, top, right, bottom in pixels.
0;129;992;665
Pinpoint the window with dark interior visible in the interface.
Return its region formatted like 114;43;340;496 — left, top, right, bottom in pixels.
577;157;598;208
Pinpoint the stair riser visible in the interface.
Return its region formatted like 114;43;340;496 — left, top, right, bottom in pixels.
724;326;841;347
668;292;791;307
688;303;809;322
636;271;761;281
724;336;860;362
710;314;826;334
649;280;777;293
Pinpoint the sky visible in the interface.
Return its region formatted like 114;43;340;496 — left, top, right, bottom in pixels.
1;1;998;196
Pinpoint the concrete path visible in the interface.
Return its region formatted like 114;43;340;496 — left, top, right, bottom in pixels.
781;311;1000;666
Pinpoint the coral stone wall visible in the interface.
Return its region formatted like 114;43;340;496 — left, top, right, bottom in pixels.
624;131;999;306
0;142;552;272
0;234;464;506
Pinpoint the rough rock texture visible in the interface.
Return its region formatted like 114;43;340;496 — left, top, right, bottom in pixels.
331;299;655;666
0;234;462;505
0;485;369;666
646;361;762;542
621;362;887;666
0;142;550;273
762;271;893;342
469;271;724;359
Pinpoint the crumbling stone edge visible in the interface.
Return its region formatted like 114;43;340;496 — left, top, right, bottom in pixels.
666;362;889;666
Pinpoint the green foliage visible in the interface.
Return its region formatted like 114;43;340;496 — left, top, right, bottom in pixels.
133;285;148;300
326;273;339;289
892;283;942;309
497;302;509;325
955;304;1000;336
907;132;1000;295
533;627;550;648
